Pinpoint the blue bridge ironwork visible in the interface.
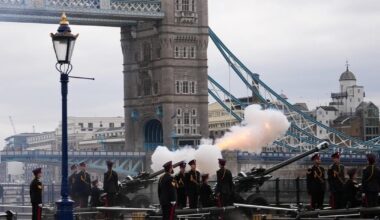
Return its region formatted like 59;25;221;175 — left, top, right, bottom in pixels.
0;0;163;26
0;150;146;176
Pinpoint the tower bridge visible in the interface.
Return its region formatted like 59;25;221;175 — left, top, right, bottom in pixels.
0;0;379;176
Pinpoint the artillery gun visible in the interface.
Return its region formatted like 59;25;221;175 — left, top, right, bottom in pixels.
117;160;184;207
233;141;329;205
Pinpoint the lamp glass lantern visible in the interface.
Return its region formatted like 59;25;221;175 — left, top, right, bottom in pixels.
51;13;78;64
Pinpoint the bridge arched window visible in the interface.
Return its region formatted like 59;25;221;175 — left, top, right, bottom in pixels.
177;108;182;116
175;80;182;94
190;46;196;58
153;82;159;95
182;0;189;11
143;42;151;62
182;81;189;94
183;47;187;58
175;46;179;58
176;0;180;10
190;81;197;94
143;78;152;96
191;0;195;11
184;112;190;125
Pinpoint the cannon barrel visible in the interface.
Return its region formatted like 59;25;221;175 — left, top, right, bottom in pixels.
147;160;185;179
262;141;329;176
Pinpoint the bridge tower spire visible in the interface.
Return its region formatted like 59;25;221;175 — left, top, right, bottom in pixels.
121;0;209;151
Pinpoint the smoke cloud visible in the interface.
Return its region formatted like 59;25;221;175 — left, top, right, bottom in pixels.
151;104;289;173
216;105;290;153
151;141;223;175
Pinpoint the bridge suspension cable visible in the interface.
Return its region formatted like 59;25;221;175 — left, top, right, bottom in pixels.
208;28;375;152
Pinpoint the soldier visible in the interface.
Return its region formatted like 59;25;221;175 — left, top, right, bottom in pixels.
158;161;177;220
174;161;187;208
30;167;43;220
104;160;119;207
344;168;360;208
327;152;345;209
90;179;103;207
68;164;78;206
362;153;380;207
76;162;91;208
199;174;214;208
185;159;200;209
215;158;234;207
306;153;326;209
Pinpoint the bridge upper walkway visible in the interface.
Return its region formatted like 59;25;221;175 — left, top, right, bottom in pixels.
0;0;164;26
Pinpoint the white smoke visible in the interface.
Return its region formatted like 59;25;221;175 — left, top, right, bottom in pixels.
151;142;222;175
216;104;290;153
151;104;289;173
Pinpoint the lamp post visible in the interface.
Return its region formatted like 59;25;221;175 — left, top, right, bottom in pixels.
50;13;78;220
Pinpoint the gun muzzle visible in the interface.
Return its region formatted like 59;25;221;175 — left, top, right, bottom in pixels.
316;141;329;151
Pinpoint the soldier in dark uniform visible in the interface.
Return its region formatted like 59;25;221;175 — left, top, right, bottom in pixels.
344;168;360;208
104;160;119;207
174;161;187;208
216;158;234;207
158;161;177;220
76;162;91;208
68;164;78;206
30;167;43;220
306;153;325;209
362;153;380;207
327;152;345;209
199;174;214;208
90;179;103;207
185;159;200;209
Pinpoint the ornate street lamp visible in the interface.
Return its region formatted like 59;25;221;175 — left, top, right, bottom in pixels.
51;13;78;220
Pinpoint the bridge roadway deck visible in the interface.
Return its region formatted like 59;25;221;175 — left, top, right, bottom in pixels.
0;0;164;26
0;149;371;177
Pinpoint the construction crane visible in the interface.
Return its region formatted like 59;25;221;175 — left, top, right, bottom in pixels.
8;116;17;135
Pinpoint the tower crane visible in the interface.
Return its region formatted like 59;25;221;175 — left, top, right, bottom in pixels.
8;116;17;135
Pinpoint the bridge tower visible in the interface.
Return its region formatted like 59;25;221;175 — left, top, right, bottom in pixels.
121;0;209;151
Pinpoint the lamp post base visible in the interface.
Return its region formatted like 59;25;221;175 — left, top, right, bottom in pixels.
55;199;74;220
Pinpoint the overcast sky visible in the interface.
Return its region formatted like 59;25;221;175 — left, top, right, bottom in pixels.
1;0;379;147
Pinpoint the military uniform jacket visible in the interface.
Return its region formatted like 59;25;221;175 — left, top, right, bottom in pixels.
344;178;360;206
90;186;103;207
30;178;43;204
76;171;91;196
68;172;77;196
306;165;326;193
185;170;201;195
216;168;234;196
362;165;380;193
104;170;119;194
200;183;214;207
328;163;345;192
158;173;177;205
175;172;186;191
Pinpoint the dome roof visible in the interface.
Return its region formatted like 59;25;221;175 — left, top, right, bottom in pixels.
339;67;356;81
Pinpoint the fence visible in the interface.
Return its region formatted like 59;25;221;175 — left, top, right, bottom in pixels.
0;178;318;207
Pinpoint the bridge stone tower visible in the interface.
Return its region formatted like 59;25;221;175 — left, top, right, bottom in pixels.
121;0;209;151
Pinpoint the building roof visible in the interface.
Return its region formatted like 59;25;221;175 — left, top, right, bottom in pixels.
319;106;338;112
4;133;40;141
333;115;358;125
356;102;379;115
293;103;309;111
339;67;356;81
